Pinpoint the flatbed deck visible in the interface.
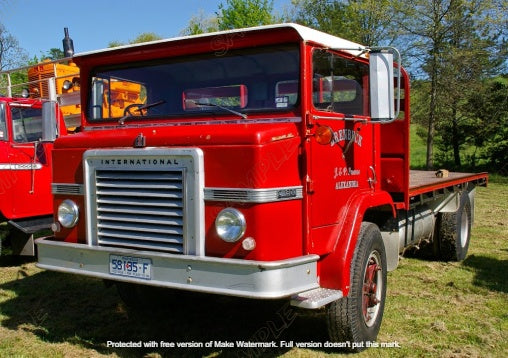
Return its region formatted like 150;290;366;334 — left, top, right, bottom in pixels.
406;170;488;208
409;170;488;194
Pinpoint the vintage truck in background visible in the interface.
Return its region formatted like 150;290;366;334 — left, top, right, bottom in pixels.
0;29;141;255
34;24;487;350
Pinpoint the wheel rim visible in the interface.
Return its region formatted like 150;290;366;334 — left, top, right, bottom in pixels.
362;251;383;327
460;206;469;248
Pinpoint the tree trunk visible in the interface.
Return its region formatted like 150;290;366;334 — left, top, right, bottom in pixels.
452;105;461;167
426;60;438;170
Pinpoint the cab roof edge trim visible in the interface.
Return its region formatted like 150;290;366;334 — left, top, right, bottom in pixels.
72;23;366;61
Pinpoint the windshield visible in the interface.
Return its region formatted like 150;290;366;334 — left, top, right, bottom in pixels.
10;105;43;142
88;45;300;121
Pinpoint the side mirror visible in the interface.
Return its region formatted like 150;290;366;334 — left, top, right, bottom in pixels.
369;50;396;122
42;100;58;142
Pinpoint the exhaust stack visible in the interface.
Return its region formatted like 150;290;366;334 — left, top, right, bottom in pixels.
62;27;74;58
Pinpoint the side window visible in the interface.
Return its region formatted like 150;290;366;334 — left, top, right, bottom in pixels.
10;107;43;143
312;49;369;116
90;77;145;119
0;103;7;141
275;80;299;108
183;85;248;110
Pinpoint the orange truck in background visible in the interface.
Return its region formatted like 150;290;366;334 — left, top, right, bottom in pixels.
0;28;141;255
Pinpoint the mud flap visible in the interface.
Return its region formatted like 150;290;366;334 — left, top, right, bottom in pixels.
11;233;35;256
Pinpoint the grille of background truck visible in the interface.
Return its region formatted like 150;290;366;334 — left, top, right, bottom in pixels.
94;169;185;253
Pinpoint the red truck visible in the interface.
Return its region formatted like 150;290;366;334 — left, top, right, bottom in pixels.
0;28;79;256
0;70;74;255
35;24;487;349
0;29;141;256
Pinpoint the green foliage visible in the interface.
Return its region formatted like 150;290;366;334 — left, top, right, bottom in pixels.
42;48;65;61
290;0;394;45
216;0;278;30
467;79;508;173
108;32;162;48
180;10;219;35
412;77;508;172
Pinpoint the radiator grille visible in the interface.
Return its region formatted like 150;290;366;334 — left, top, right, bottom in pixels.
95;169;185;253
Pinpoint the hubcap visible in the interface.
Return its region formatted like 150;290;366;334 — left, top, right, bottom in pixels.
362;251;382;327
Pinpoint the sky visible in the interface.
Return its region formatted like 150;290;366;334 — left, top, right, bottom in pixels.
0;0;290;59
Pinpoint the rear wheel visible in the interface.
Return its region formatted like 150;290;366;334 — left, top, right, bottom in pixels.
436;191;471;261
327;222;387;352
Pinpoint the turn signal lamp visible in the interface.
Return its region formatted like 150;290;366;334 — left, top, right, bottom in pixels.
242;237;256;251
314;125;333;145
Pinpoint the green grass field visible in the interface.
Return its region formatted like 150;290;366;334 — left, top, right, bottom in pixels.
0;182;505;357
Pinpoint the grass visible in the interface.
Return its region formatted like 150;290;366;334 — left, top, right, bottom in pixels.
410;123;428;169
0;182;506;357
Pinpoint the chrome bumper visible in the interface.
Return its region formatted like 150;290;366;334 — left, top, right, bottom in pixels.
35;237;319;299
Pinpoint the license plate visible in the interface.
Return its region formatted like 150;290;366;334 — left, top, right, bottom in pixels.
109;255;152;280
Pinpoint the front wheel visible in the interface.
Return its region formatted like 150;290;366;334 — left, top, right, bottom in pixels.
327;222;387;352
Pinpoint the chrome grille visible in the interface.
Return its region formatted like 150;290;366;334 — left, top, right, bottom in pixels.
95;169;185;253
84;148;205;256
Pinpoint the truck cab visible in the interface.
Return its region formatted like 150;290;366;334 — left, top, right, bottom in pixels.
35;24;487;350
0;56;78;255
0;95;68;255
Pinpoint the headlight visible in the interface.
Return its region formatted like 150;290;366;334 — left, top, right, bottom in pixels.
62;80;73;90
57;199;79;228
215;208;246;242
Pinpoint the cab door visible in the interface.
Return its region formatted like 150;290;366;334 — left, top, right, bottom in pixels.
6;103;53;220
306;49;376;254
0;102;15;219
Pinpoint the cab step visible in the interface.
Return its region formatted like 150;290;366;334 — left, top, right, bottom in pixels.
290;288;343;309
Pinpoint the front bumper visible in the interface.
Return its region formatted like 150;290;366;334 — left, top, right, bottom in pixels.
35;237;320;299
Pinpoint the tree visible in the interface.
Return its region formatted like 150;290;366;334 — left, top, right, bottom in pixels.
467;78;508;172
109;32;163;48
393;0;454;169
394;0;507;169
289;0;347;37
0;23;28;70
180;10;219;35
216;0;279;30
43;48;65;61
289;0;395;46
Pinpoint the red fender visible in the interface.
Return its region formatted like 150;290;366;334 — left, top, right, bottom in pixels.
318;190;395;296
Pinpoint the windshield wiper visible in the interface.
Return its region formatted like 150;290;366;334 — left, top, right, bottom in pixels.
193;101;247;119
118;100;166;125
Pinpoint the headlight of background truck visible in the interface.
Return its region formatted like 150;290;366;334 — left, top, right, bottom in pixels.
57;199;79;228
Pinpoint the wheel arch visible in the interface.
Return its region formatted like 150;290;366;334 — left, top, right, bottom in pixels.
318;190;395;296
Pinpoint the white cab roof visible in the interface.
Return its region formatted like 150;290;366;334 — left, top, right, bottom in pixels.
75;23;366;59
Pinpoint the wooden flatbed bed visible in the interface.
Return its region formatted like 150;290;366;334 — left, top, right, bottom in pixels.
405;170;488;208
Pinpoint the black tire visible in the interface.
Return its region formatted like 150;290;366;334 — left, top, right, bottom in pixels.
327;222;387;352
436;191;472;261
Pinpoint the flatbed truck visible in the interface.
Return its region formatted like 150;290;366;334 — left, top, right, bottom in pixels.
35;23;487;349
